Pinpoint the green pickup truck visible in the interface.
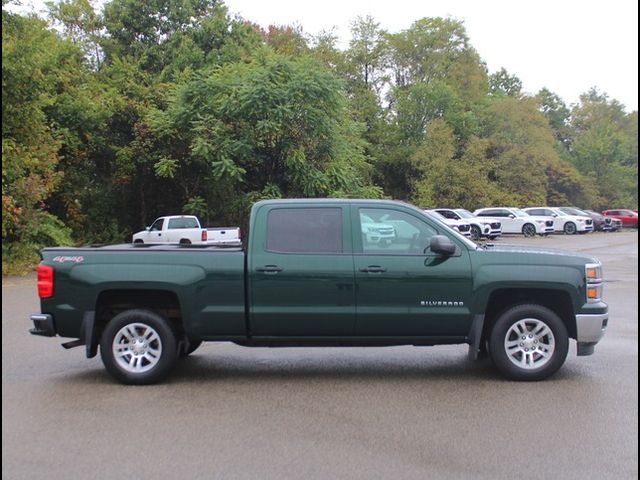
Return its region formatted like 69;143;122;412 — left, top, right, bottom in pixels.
30;199;608;384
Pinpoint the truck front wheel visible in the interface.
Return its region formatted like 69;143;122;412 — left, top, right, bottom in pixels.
100;309;178;384
488;304;568;381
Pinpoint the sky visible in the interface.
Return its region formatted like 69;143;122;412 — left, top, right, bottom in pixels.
222;0;639;111
10;0;638;111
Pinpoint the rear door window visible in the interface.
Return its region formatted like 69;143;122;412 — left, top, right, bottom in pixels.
266;208;342;254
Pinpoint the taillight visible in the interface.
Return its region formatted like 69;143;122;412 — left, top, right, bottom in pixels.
201;230;207;242
37;264;54;299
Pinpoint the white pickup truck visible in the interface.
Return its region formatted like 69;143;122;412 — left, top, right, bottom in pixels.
132;215;241;246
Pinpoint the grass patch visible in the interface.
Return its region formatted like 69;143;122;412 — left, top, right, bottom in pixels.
2;242;40;276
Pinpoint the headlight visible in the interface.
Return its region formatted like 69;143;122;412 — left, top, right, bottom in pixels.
585;263;603;302
367;227;377;233
536;220;545;225
586;264;602;280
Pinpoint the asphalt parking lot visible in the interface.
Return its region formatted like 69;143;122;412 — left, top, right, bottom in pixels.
2;231;638;479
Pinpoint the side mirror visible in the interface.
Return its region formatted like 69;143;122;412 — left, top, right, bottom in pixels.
552;214;558;217
430;235;456;255
508;214;515;219
145;226;151;231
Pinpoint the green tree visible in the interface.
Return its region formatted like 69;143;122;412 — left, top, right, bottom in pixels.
2;9;77;270
148;49;381;224
536;87;571;147
489;67;522;97
46;0;104;68
569;89;637;208
387;17;487;104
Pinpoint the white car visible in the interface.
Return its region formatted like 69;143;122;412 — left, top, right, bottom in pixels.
433;208;502;240
523;207;593;234
424;209;472;237
133;215;208;244
474;207;555;237
361;214;396;245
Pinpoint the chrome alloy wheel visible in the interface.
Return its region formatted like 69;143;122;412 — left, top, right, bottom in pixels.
504;318;555;370
112;323;163;373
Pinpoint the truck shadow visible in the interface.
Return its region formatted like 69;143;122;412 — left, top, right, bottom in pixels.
66;346;581;385
164;348;579;385
170;356;498;383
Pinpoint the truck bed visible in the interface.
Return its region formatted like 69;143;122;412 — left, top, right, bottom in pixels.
40;244;247;340
46;243;244;252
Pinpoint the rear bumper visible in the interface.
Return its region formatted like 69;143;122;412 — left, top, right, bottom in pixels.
575;312;608;356
29;313;56;337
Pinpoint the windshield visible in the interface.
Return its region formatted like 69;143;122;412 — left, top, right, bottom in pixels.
454;209;474;219
429;210;446;219
559;207;588;216
511;208;530;218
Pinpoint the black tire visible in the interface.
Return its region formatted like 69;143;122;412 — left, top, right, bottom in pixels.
100;309;178;385
133;239;144;244
470;225;482;241
179;339;202;358
488;304;569;381
522;223;536;237
563;222;577;235
179;239;191;245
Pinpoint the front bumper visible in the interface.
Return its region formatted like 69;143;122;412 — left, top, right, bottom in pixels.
575;312;608;356
29;313;56;337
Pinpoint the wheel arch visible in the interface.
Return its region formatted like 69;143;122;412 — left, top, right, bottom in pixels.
481;288;576;345
94;289;186;349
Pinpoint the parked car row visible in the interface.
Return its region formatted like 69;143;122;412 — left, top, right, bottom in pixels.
522;207;593;234
559;208;623;232
420;205;633;240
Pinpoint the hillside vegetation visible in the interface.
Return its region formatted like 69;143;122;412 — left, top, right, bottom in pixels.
2;1;637;273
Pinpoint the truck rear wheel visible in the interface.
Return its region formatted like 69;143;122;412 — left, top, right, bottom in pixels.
100;309;178;384
488;304;568;381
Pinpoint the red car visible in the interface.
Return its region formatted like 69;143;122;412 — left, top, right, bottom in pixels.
602;209;638;227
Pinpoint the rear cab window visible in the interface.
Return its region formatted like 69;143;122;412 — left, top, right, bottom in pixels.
168;217;199;229
266;208;343;254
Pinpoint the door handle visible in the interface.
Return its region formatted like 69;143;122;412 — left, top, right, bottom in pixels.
359;265;387;273
256;265;283;273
